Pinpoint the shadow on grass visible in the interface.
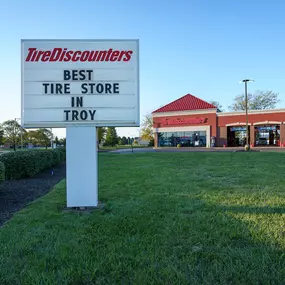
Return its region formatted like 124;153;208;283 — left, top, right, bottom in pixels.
0;191;284;284
217;205;285;214
169;196;285;284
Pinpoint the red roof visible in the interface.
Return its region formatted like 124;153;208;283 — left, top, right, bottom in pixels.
152;94;217;113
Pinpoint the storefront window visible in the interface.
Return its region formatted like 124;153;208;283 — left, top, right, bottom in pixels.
199;131;206;146
158;131;207;147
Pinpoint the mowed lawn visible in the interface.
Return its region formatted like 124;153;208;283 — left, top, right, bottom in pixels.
0;152;285;284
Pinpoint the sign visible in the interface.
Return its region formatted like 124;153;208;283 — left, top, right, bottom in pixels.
230;127;246;131
159;117;206;127
256;126;276;131
21;39;140;128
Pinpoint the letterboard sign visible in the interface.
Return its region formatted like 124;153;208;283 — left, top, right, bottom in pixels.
21;39;139;128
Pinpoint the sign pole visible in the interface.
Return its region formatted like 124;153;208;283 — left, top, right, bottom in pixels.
66;126;98;207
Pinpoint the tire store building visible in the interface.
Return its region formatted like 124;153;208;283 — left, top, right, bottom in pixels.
152;94;285;148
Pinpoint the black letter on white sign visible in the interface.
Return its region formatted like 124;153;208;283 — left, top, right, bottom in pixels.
64;110;71;120
71;97;83;107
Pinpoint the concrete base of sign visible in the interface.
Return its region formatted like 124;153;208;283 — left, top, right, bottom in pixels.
66;126;98;207
63;202;105;213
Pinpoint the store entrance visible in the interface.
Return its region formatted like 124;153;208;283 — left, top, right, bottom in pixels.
157;131;207;147
192;133;200;147
227;126;249;147
255;125;280;146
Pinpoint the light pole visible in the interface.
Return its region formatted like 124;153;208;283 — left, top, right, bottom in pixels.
239;79;254;149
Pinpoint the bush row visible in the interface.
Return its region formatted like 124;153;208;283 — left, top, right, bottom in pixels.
0;148;66;180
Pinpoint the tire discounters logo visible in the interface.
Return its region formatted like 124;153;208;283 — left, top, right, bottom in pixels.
21;39;139;128
165;117;207;126
25;48;133;62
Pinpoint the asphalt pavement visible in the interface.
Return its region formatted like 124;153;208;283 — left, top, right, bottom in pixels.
110;147;285;154
110;148;155;153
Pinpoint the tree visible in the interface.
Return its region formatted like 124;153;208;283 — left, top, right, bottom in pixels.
1;120;25;151
148;137;154;147
0;128;4;146
121;136;128;145
117;136;123;145
140;113;153;140
104;127;118;146
54;136;60;145
25;130;40;146
36;128;53;149
229;90;280;111
209;100;224;112
97;127;107;144
59;137;66;147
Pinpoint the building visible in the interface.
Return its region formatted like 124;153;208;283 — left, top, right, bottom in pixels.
134;137;150;146
152;94;285;148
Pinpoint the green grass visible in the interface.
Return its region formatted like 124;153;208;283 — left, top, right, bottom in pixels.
0;152;285;284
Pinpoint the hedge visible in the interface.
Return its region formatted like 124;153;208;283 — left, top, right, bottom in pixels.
0;148;66;180
0;161;4;182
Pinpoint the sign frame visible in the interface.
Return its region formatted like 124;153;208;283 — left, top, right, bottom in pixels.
21;39;140;129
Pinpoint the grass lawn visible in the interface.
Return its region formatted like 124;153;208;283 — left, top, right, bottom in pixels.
0;152;285;284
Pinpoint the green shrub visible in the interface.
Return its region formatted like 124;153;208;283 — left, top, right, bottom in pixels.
0;161;5;182
52;149;61;166
0;148;66;180
54;148;66;162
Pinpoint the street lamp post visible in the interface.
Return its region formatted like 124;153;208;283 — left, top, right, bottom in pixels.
239;79;254;150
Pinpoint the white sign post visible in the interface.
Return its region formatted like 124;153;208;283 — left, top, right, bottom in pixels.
21;39;140;207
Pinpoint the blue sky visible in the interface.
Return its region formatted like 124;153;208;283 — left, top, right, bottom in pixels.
1;0;285;138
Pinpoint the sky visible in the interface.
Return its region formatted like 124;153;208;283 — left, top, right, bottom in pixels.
1;0;285;139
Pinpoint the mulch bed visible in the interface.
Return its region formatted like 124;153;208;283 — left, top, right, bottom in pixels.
0;162;66;227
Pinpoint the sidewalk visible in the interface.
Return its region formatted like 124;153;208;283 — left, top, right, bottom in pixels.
109;146;285;154
153;146;285;152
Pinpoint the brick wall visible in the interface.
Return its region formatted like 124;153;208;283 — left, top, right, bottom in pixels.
217;127;227;146
218;113;285;126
